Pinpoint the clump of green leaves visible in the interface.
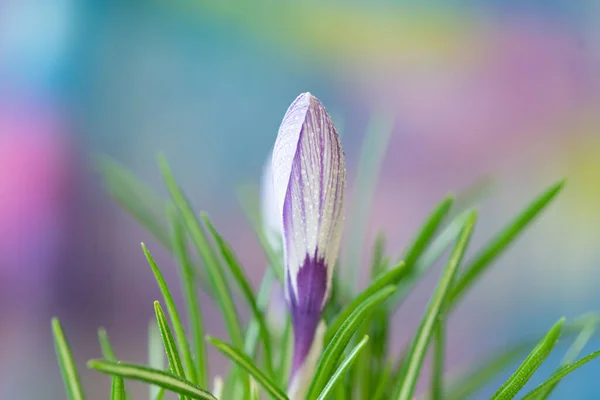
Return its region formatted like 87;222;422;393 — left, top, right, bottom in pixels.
52;154;600;400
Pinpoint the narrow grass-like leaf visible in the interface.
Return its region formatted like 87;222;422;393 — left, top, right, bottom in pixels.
491;317;565;400
111;375;125;400
370;232;387;280
442;342;534;400
168;205;207;387
143;244;197;385
430;212;463;400
277;317;293;388
154;302;187;379
88;360;217;400
431;320;445;400
201;213;274;377
98;327;117;361
148;320;165;400
395;211;477;400
344;113;394;290
562;322;596;364
235;184;284;283
155;302;188;400
365;236;391;394
307;285;397;399
521;349;600;400
244;269;275;356
534;322;596;400
400;195;454;269
450;180;564;306
250;379;260;400
234;269;275;399
353;322;374;400
159;156;244;349
390;211;470;311
97;156;211;294
154;388;166;400
440;316;600;400
325;262;406;343
448;176;495;221
207;337;288;400
351;235;390;399
372;360;393;400
317;335;370;400
52;318;85;400
564;312;600;335
98;328;130;400
334;382;346;400
97;155;171;248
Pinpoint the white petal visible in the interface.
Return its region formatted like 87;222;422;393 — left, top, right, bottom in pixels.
261;152;283;253
212;375;223;398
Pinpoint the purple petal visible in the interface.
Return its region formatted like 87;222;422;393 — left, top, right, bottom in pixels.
286;254;327;376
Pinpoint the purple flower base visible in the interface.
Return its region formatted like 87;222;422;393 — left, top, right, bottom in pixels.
287;253;328;378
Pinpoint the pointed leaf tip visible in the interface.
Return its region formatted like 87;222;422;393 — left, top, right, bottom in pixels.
490;317;565;400
449;181;563;308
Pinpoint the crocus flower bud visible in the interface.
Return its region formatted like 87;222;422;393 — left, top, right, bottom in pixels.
271;92;346;398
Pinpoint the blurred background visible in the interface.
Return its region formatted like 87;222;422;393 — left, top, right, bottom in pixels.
1;0;600;398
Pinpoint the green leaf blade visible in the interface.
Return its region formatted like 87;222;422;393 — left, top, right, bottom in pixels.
98;327;117;362
143;243;197;385
390;210;471;311
431;320;445;400
201;213;275;377
307;285;398;399
450;180;565;307
401;195;454;269
491;317;565;400
244;269;276;357
317;335;370;400
168;206;208;387
52;318;85;400
442;315;600;400
98;328;131;400
154;302;187;379
148;319;165;400
370;232;387;280
536;322;597;399
88;360;216;400
97;156;171;248
159;155;244;349
325;262;406;344
444;343;534;400
207;337;288;400
522;349;600;400
395;211;477;400
344;113;394;290
111;376;126;400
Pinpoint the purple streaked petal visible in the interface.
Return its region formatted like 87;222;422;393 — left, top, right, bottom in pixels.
272;92;346;304
272;92;346;395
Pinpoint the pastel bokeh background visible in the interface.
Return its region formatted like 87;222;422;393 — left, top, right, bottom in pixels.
2;1;600;398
